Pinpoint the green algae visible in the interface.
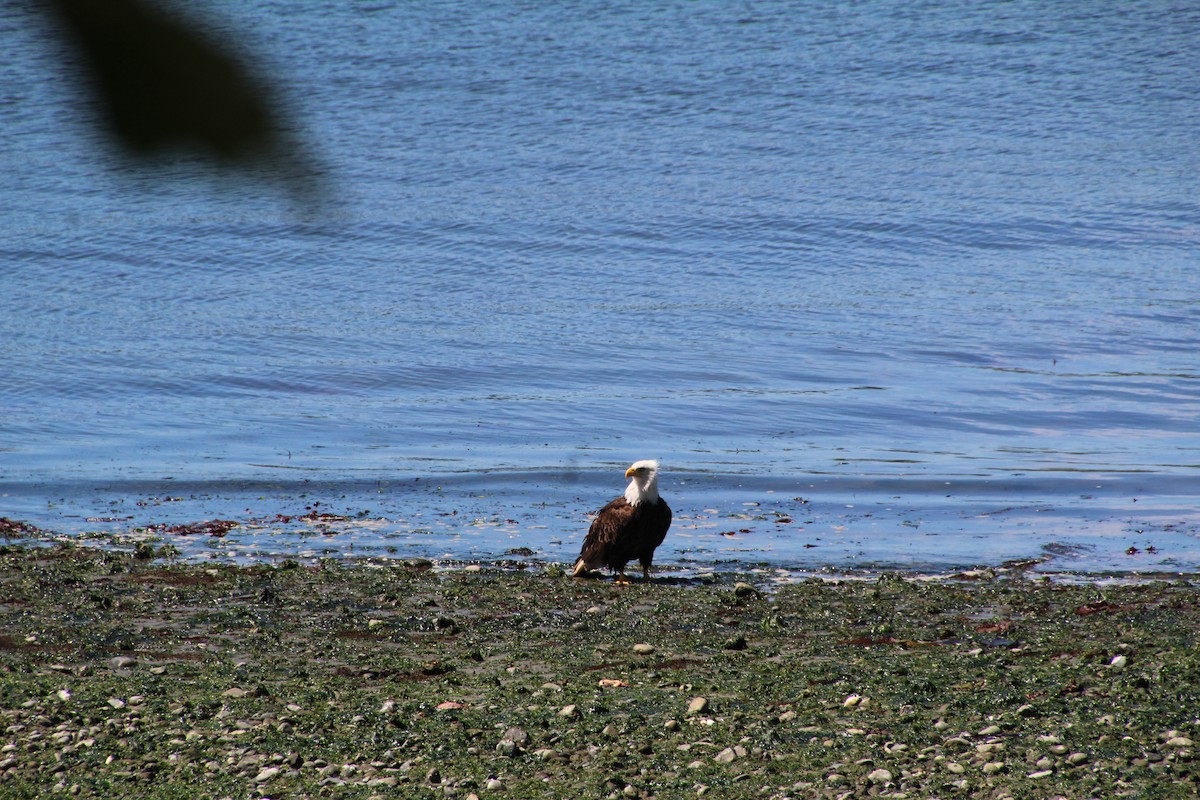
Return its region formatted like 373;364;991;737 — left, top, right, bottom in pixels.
0;544;1197;798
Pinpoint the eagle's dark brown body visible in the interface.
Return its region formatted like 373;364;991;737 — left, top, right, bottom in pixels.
574;495;672;580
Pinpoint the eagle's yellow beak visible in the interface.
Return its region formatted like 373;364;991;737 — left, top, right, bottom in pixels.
625;466;639;478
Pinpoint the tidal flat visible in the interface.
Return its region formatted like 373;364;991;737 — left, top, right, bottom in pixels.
0;544;1197;799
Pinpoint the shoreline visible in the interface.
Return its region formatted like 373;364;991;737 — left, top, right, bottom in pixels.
1;542;1197;798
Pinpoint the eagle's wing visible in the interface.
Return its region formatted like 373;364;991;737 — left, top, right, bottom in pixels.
573;496;631;575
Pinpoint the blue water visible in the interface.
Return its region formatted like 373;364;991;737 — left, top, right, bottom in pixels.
2;1;1198;574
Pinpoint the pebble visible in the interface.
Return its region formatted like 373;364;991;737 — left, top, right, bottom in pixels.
1109;654;1128;670
558;704;578;718
1067;752;1088;765
107;698;126;709
733;582;757;597
982;762;1005;774
505;727;529;744
866;768;892;784
485;778;503;790
979;724;1002;735
632;643;655;655
687;697;709;715
464;565;482;573
254;767;280;783
109;656;137;670
842;694;864;707
714;747;737;764
1166;736;1194;747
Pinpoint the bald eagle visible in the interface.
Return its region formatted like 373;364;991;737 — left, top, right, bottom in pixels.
573;460;672;582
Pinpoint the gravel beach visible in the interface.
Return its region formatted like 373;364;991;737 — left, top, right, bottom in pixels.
0;543;1197;798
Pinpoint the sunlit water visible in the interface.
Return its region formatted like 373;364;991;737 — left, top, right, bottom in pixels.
2;1;1198;574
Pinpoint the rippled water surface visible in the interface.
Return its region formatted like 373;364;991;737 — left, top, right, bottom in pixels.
2;1;1198;573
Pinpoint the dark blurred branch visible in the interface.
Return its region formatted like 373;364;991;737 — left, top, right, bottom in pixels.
41;0;325;203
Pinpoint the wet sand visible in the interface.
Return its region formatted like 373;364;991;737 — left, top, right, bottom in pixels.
1;543;1197;798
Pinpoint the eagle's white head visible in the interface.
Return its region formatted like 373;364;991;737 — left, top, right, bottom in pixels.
623;459;661;506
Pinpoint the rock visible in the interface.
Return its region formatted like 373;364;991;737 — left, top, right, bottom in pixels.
107;698;126;709
687;697;709;715
979;724;1002;735
1167;736;1195;747
426;767;441;783
601;725;619;738
867;768;892;784
464;564;482;573
503;727;529;746
558;704;578;718
842;694;863;707
945;762;964;774
254;767;280;783
714;747;737;764
723;635;748;651
1016;704;1037;717
1109;654;1128;670
733;582;757;597
110;656;137;670
982;761;1006;774
222;688;248;699
485;777;503;790
632;643;655;655
497;727;528;757
1067;752;1088;765
1027;769;1053;779
664;719;680;731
